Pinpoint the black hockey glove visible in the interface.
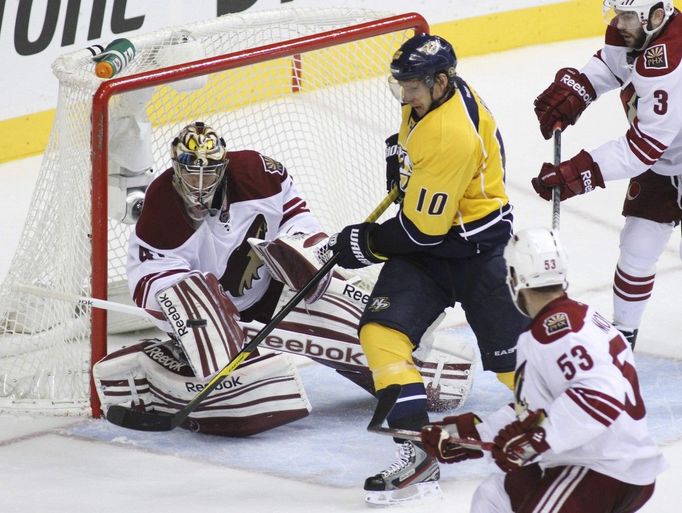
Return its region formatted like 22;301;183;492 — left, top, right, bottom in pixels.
385;134;404;204
327;222;387;269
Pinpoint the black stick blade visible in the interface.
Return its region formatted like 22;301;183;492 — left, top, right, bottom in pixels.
106;405;176;432
367;384;402;431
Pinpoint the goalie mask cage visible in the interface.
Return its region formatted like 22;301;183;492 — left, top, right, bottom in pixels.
0;9;428;416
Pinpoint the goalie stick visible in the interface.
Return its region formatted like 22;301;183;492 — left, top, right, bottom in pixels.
105;187;399;431
366;384;493;451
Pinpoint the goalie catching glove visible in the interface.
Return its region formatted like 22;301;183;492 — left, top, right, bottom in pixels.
247;232;331;304
327;223;387;269
420;412;484;464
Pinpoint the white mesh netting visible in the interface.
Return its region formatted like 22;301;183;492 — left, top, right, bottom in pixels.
0;8;419;414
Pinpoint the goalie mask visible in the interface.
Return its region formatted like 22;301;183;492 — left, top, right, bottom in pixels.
503;228;567;315
171;121;228;221
388;34;457;101
602;0;674;49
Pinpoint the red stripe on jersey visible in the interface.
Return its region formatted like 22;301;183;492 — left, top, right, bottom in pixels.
283;197;302;210
132;269;189;308
567;387;622;427
281;199;311;225
625;120;667;165
613;266;655;301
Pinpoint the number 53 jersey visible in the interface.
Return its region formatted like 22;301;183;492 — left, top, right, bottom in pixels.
513;295;667;485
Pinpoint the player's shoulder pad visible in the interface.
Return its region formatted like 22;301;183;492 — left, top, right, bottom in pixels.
636;13;682;78
135;168;195;250
227;150;289;203
530;296;587;345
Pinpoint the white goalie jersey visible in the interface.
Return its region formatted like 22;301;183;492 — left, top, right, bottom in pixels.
128;149;321;332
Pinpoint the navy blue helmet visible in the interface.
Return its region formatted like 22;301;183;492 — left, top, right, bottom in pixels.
390;34;457;88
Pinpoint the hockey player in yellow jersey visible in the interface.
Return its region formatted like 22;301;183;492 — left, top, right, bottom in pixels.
328;33;528;504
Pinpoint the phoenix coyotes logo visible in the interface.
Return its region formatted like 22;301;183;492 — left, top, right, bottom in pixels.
221;214;267;297
543;312;571;336
644;44;667;70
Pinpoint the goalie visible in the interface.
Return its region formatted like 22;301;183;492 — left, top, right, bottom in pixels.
94;121;475;437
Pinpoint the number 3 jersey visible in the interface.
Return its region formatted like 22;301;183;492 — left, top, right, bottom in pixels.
582;9;682;181
478;295;666;485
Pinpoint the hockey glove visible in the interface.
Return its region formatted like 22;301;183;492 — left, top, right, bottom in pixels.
492;409;549;472
534;67;596;140
327;222;386;269
421;412;484;464
385;134;404;203
532;150;605;201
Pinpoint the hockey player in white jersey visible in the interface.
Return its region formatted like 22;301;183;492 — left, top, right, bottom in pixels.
419;228;666;513
531;0;682;348
94;121;474;437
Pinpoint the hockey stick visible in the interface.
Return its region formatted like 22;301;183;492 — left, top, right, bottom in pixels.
552;126;561;231
366;384;493;451
106;188;399;431
13;283;156;319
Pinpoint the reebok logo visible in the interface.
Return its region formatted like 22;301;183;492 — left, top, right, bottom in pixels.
157;292;188;337
342;283;370;305
186;376;242;392
144;346;188;373
243;327;365;366
580;170;595;192
560;73;593;105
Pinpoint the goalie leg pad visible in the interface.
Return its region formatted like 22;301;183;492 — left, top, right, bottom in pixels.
414;329;476;412
98;339;311;436
156;271;245;379
93;339;164;415
242;288;377;394
140;345;311;436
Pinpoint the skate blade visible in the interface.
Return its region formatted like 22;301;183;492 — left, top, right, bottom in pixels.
364;481;442;506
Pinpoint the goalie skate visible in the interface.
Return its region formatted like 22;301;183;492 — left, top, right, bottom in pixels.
363;440;442;506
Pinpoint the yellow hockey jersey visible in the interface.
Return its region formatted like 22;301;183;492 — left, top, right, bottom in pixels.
372;76;514;258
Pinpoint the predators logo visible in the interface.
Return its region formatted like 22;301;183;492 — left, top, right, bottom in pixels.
261;155;286;176
543;312;571;336
221;215;267;297
644;44;667;70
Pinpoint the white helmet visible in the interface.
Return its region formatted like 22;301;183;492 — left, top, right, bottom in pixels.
504;228;567;310
603;0;674;35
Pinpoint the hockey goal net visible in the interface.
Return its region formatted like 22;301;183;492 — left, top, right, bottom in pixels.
0;8;428;416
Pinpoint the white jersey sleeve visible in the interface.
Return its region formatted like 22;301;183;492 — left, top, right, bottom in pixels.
277;173;323;236
581;48;628;98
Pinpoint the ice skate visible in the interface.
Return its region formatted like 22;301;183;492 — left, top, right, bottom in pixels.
363;440;442;505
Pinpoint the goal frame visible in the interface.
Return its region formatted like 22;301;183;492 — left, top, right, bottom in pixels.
89;12;429;417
